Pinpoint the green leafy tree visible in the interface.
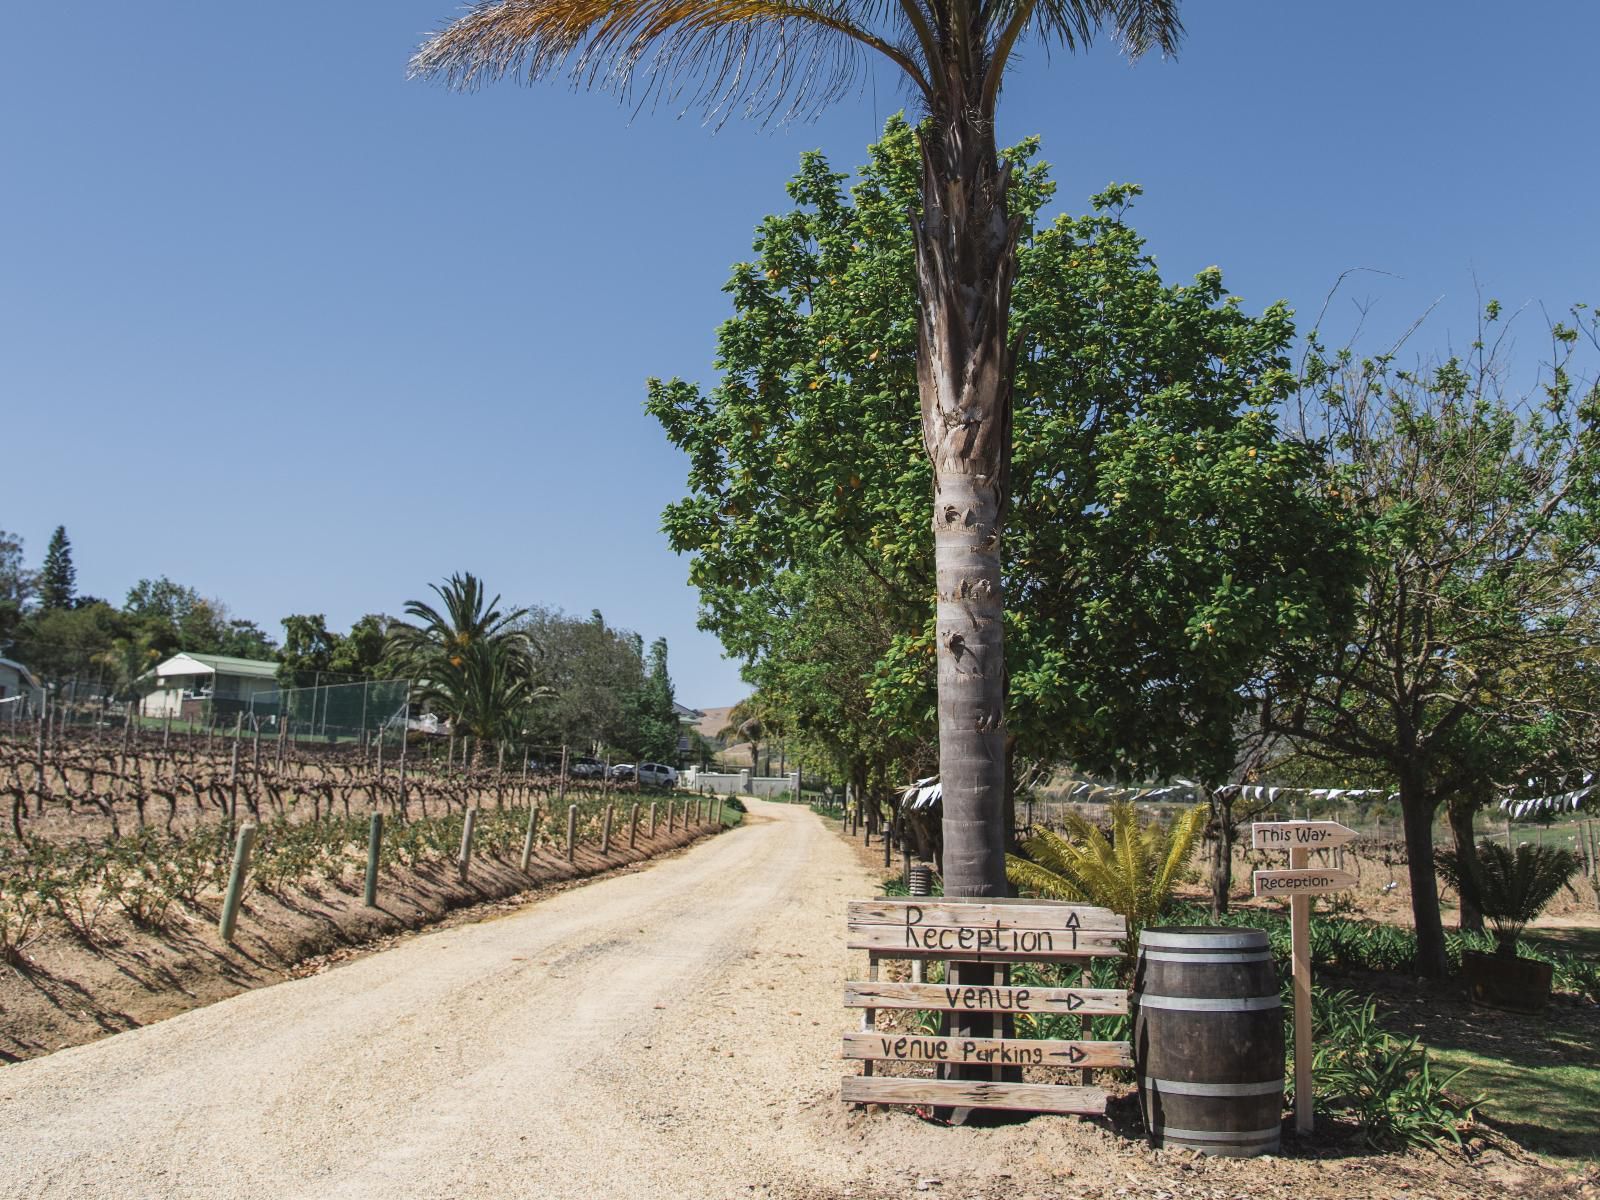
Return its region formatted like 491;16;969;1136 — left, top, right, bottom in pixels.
388;573;540;745
1006;800;1207;946
93;633;162;700
631;637;682;763
411;0;1184;896
1263;304;1600;976
649;126;1355;823
12;601;126;681
39;526;75;611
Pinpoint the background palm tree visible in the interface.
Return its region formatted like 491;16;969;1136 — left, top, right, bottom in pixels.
388;572;543;748
410;1;1183;897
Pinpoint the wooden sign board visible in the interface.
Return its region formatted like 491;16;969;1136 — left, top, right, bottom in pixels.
844;896;1131;1120
1251;820;1357;851
844;980;1127;1016
1252;867;1357;897
843;1032;1132;1069
842;1077;1106;1116
846;899;1126;961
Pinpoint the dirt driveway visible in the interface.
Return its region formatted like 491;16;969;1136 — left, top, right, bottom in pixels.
0;801;1581;1199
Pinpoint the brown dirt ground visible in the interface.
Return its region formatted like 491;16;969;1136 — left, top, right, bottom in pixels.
0;816;725;1062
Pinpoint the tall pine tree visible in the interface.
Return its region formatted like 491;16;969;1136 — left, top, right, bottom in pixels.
39;526;76;611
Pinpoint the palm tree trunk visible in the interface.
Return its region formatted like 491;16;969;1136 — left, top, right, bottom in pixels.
916;110;1020;901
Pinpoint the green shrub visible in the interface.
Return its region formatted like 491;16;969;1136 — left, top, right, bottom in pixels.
1309;987;1479;1150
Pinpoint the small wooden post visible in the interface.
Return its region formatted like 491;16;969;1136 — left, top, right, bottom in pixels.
520;803;539;872
601;803;614;854
219;823;257;944
1290;843;1313;1134
566;803;577;862
458;807;478;883
716;798;724;827
364;812;383;907
629;802;640;848
649;800;658;838
668;800;677;833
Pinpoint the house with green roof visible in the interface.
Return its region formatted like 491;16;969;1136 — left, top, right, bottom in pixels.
140;652;279;720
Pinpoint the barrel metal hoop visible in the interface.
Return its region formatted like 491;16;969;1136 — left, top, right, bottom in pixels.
1139;930;1269;951
1139;950;1273;964
1136;994;1281;1012
1155;1124;1282;1143
1141;1076;1283;1097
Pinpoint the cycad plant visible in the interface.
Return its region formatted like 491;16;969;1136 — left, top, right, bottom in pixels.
1006;799;1207;945
1435;841;1580;957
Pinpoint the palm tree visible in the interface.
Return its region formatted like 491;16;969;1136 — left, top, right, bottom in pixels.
387;573;543;747
410;1;1183;896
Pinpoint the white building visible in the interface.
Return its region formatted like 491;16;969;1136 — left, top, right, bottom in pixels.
140;652;279;719
0;657;44;718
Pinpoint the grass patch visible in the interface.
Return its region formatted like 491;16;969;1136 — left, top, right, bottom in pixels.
1425;1037;1600;1163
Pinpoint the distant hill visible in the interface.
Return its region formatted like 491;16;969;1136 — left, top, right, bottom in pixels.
693;705;736;744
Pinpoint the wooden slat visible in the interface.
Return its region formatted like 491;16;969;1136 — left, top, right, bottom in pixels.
843;980;1128;1015
843;1032;1132;1069
841;1076;1107;1115
849;899;1125;934
848;924;1123;960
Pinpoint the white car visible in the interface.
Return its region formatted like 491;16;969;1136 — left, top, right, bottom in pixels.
636;762;678;788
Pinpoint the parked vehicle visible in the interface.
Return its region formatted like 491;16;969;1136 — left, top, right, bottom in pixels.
570;757;605;779
637;762;678;788
610;763;636;782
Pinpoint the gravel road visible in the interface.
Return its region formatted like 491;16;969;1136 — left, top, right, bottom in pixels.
1;800;893;1199
2;801;1562;1200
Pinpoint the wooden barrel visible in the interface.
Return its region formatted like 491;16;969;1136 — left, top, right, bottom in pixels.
1135;927;1284;1157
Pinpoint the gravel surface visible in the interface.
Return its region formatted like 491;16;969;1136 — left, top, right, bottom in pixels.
1;800;1583;1199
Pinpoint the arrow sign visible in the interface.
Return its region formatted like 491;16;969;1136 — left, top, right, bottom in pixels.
1253;867;1358;897
1251;820;1358;851
1065;1045;1086;1064
1066;993;1084;1011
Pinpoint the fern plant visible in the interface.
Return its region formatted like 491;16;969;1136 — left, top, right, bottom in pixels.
1436;841;1580;956
1006;800;1207;946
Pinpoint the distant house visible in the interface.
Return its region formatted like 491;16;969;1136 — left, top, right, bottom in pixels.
141;653;279;720
673;701;705;756
0;657;44;717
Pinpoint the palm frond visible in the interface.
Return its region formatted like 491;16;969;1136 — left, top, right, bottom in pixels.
409;0;923;124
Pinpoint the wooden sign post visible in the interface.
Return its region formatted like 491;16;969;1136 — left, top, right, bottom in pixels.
1251;820;1356;1135
843;899;1129;1116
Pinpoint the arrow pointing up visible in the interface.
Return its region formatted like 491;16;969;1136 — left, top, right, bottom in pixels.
1065;912;1081;930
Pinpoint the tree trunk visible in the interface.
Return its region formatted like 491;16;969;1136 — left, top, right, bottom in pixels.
1399;773;1449;978
1447;796;1485;934
1209;793;1235;920
916;108;1020;900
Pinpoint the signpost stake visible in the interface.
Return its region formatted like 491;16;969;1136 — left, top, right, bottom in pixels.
364;812;383;907
1290;844;1313;1134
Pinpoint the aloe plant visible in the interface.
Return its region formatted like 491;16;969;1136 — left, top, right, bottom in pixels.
1435;841;1580;956
1005;799;1207;944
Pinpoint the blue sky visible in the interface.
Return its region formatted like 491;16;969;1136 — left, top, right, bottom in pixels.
3;3;1595;706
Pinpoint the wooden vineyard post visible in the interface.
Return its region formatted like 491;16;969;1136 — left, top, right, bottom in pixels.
219;823;258;944
1251;820;1358;1136
667;800;676;834
566;804;577;862
715;798;724;828
629;802;639;849
648;800;658;838
364;812;383;907
520;802;539;872
601;804;614;855
841;899;1130;1116
458;807;478;883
